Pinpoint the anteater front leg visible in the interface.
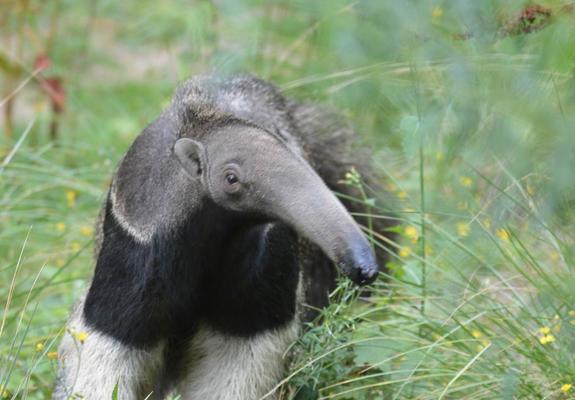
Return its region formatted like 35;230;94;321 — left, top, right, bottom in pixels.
52;197;192;399
52;296;165;400
175;223;301;400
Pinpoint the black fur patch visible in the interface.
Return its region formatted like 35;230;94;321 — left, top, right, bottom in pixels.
84;196;300;348
85;197;203;347
202;223;299;336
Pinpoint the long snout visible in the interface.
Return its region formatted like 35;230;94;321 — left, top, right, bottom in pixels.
261;157;378;285
284;186;378;286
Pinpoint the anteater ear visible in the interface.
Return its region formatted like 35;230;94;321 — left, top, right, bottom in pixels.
174;138;206;179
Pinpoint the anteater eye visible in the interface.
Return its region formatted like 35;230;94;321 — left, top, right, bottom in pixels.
225;173;239;185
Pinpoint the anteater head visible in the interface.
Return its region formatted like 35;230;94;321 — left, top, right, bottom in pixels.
173;122;378;285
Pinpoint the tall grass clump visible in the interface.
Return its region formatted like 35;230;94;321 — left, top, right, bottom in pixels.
283;170;575;399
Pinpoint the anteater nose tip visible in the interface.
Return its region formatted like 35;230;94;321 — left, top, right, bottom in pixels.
339;245;379;286
358;264;378;285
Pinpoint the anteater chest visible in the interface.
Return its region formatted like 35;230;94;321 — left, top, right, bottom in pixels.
200;223;303;337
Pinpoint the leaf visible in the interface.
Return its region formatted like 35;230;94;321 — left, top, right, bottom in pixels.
292;383;318;400
501;370;519;400
111;383;119;400
34;54;52;72
0;52;24;77
364;198;376;207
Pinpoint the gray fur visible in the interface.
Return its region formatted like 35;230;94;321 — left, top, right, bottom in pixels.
172;321;299;400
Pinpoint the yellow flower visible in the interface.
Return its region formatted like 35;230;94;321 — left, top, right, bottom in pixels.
496;228;510;242
457;222;470;237
404;226;419;243
74;331;89;344
397;191;408;199
561;384;572;394
71;242;82;252
539;334;555;345
1;386;12;399
459;176;473;187
47;351;58;360
432;6;444;18
539;326;551;335
35;342;45;352
399;246;411;258
471;330;482;338
80;226;93;237
66;190;77;207
34;99;47;112
526;184;536;196
56;222;66;232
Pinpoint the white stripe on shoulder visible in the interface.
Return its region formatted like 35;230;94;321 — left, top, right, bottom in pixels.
109;183;153;244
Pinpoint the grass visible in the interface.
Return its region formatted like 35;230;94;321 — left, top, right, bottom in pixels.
1;0;575;398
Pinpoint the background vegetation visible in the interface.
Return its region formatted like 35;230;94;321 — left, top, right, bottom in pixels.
1;0;575;398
